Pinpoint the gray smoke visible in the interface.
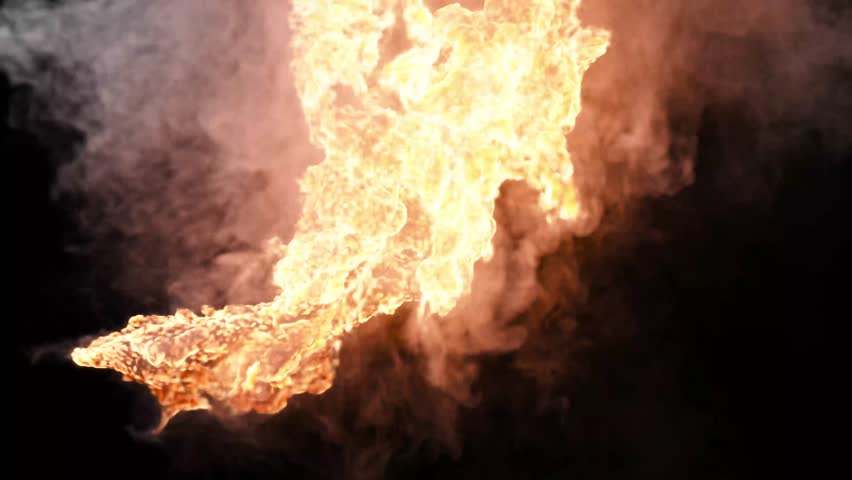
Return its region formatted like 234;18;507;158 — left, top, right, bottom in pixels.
573;0;851;212
2;0;314;311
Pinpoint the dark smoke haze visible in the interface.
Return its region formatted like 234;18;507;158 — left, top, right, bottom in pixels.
3;0;850;477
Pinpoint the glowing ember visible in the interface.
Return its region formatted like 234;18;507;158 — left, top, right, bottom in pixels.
71;0;609;428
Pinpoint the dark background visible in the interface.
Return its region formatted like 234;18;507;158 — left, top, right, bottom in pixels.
6;5;848;480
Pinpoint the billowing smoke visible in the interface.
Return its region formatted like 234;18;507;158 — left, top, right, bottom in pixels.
572;0;851;213
2;0;313;311
3;0;850;476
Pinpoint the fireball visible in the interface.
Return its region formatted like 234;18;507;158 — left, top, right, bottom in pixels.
72;0;610;428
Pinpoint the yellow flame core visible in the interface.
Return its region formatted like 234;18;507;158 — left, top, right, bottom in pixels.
71;0;609;427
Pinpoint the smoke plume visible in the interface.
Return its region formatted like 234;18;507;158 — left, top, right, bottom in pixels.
2;0;313;312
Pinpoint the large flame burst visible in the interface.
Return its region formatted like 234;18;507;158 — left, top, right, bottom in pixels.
72;0;609;428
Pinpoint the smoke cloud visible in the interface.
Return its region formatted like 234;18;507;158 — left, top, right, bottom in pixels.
573;0;851;209
3;0;850;476
2;0;314;312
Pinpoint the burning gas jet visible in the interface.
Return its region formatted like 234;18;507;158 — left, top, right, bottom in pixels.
72;0;610;428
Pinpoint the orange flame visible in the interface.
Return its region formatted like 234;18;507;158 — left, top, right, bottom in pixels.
71;0;609;428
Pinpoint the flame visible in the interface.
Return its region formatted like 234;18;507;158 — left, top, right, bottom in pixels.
71;0;609;428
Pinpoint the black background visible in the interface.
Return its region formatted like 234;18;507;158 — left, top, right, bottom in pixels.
6;4;848;480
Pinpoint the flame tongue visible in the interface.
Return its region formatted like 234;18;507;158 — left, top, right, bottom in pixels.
72;0;609;428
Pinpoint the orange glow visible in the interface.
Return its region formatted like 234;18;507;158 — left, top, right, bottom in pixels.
71;0;609;428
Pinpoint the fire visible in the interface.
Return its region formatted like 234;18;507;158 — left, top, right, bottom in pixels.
71;0;609;428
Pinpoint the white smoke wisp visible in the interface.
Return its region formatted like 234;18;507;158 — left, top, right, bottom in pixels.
2;0;316;310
